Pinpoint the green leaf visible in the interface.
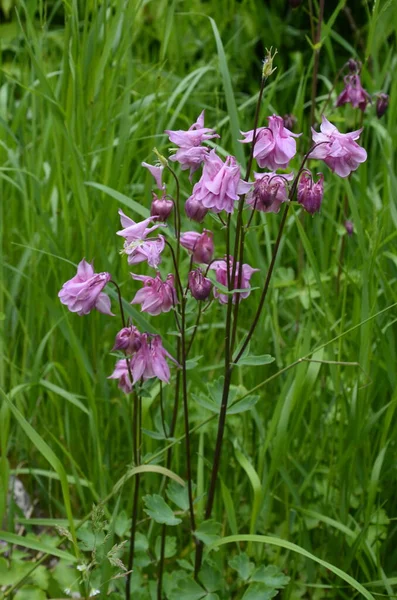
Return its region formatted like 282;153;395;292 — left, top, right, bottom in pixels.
229;553;255;581
14;586;47;600
169;576;207;600
237;355;275;367
85;181;150;219
0;531;78;562
242;583;278;600
166;480;190;511
114;510;131;537
155;535;177;560
194;520;221;546
199;560;222;592
143;494;182;526
251;565;290;588
77;525;105;552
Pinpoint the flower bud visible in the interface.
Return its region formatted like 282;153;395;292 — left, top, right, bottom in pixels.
347;58;360;74
150;192;173;222
283;113;297;130
188;268;213;301
344;220;354;236
181;230;214;264
262;47;277;78
113;326;142;355
297;172;324;214
185;196;208;223
376;93;389;119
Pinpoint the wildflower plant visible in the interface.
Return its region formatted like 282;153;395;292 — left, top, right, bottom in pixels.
58;49;368;598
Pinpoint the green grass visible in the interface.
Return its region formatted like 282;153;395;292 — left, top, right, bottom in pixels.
1;0;397;598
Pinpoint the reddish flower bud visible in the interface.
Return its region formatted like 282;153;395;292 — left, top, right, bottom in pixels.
188;268;213;301
347;58;361;74
283;113;297;131
297;172;324;214
150;192;173;222
376;93;389;119
180;229;214;264
113;326;142;354
185;196;208;222
344;220;354;236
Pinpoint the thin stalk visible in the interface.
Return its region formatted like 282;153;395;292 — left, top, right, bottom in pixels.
186;303;203;357
309;0;325;126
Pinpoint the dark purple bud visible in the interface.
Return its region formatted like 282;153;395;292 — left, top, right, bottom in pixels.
347;58;361;74
113;325;142;355
185;196;208;223
188;268;213;301
289;0;302;7
344;220;354;236
376;93;389;119
283;113;297;130
297;172;324;214
194;230;214;264
150;192;173;222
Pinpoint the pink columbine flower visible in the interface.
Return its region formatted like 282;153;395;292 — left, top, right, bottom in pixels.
117;209;165;268
185;196;208;222
131;272;178;315
246;171;294;213
142;162;165;190
165;111;219;178
297;172;324;214
310;116;367;178
186;150;251;214
336;74;371;111
131;334;176;384
210;256;259;304
113;326;142;355
150;192;173;222
189;268;213;301
58;259;113;316
108;359;133;394
180;229;214;264
240;115;301;170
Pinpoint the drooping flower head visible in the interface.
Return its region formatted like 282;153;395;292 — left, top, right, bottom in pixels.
117;210;165;268
132;334;177;384
165;111;219;178
180;229;214;264
240;115;301;170
310;116;367;178
376;93;389;119
297;171;324;214
210;256;259;304
108;359;133;394
188;268;213;301
58;259;113;316
150;192;173;222
344;220;354;236
113;325;142;355
185;195;208;222
131;272;178;315
336;74;371;111
142;162;165;190
246;171;293;213
186;150;251;214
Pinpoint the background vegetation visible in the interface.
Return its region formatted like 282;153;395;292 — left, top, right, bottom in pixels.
1;0;397;598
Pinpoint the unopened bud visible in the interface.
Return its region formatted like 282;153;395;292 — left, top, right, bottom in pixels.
113;326;142;355
283;113;297;130
376;93;389;119
344;220;354;236
150;192;173;222
153;147;169;167
188;268;213;301
262;47;277;79
297;171;324;214
347;58;361;74
185;196;208;223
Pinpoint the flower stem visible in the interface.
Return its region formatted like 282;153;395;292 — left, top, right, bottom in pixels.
309;0;325;126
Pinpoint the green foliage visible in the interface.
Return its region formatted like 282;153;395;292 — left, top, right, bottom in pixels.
143;494;182;526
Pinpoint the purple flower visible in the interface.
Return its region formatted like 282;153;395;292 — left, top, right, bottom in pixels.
113;326;142;355
297;172;324;214
240;115;301;170
185;196;208;222
130;334;176;384
310;116;367;178
189;268;213;301
165;111;219;178
336;74;371;111
142;162;165;190
108;359;133;394
376;93;389;119
180;229;214;264
117;209;165;268
344;220;354;236
187;150;251;214
131;272;178;315
150;192;173;222
246;171;293;213
210;256;259;304
58;259;113;316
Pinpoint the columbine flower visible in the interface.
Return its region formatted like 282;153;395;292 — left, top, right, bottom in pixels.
58;259;113;316
376;93;389;118
189;268;213;301
336;74;371;111
185;196;208;222
310;116;367;178
150;192;173;222
180;229;214;264
131;272;178;315
246;172;293;213
142;162;165;190
297;171;324;214
117;210;165;268
186;150;251;214
240;115;301;170
165;111;219;177
344;220;354;236
210;256;259;304
130;334;176;384
108;359;133;394
113;326;142;354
